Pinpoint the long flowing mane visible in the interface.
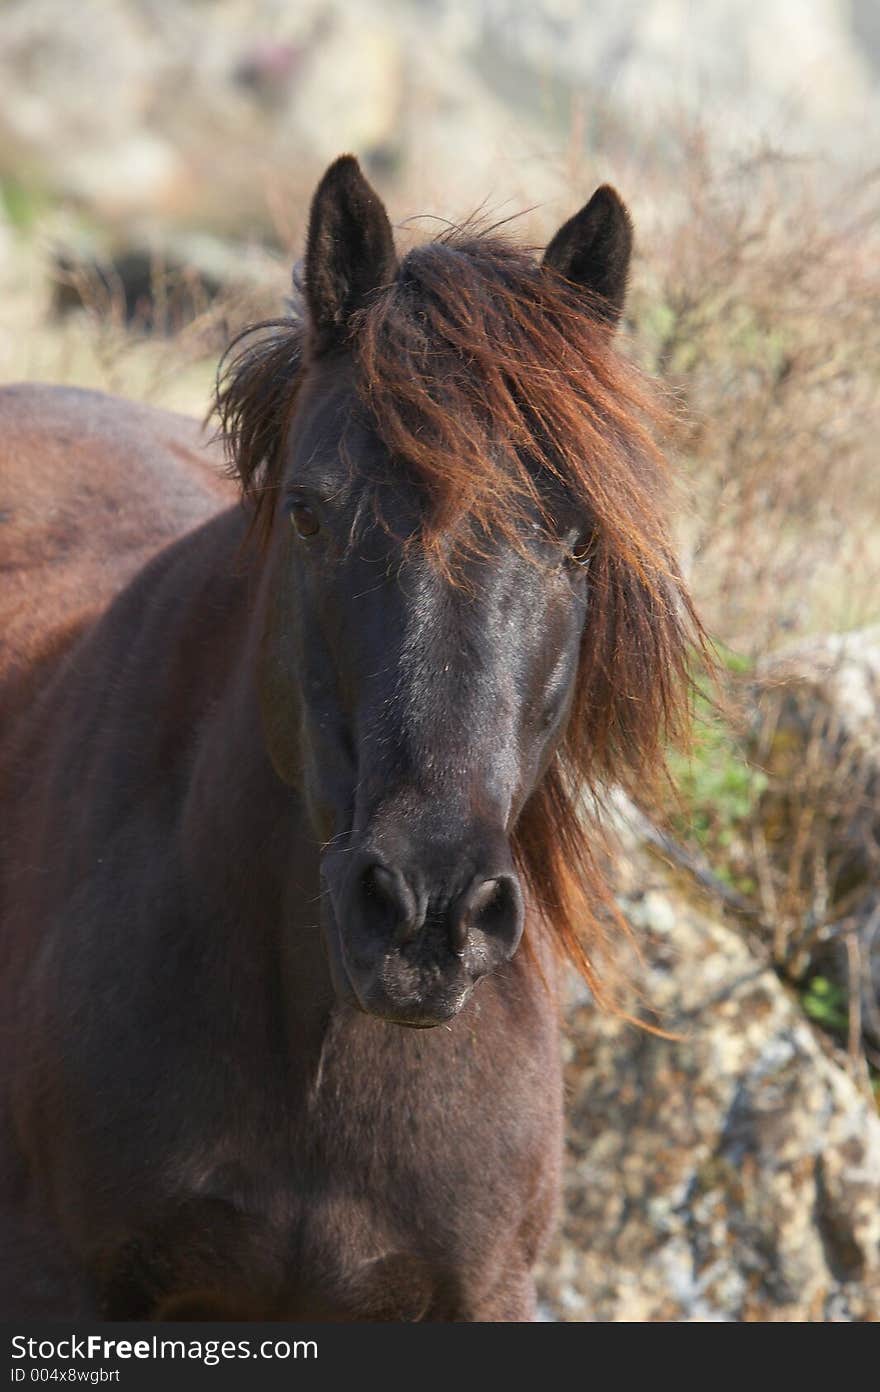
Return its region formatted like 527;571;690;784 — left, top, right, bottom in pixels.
217;225;703;1010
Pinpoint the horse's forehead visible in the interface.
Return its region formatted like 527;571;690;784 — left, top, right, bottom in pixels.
287;360;383;479
286;356;576;570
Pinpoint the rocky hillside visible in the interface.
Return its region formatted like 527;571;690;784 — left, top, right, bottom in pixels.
537;633;880;1320
539;812;880;1321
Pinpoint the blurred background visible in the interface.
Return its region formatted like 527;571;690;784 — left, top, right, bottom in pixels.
2;0;878;1321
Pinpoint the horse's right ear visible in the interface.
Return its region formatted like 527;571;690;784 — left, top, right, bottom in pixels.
304;155;397;353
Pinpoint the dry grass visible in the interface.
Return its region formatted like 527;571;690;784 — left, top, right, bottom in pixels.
607;141;879;1087
0;230;288;418
628;142;880;653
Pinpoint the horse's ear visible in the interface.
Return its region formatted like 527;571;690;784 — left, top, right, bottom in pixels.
542;185;633;328
304;154;397;353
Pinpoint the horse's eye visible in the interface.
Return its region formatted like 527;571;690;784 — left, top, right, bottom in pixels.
566;531;594;568
290;502;320;539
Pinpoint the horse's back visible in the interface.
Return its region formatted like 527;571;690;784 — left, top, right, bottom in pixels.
0;383;233;687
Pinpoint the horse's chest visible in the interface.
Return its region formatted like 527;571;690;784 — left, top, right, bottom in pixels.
157;1014;558;1319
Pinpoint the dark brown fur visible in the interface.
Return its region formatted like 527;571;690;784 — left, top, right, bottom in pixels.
0;171;699;1319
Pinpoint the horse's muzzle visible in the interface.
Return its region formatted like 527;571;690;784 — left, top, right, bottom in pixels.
320;841;525;1027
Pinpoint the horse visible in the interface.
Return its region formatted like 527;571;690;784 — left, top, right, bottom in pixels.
0;156;697;1320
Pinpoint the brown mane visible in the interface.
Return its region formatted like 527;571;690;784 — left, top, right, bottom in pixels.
217;226;703;1009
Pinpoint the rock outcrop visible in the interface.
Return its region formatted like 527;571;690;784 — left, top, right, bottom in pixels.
538;826;880;1321
750;629;880;1047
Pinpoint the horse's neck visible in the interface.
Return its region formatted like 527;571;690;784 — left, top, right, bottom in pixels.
175;572;335;1035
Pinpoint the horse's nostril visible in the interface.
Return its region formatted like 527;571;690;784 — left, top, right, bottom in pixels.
469;877;501;919
361;863;421;944
348;856;523;962
472;876;517;940
452;873;522;956
365;864;398;908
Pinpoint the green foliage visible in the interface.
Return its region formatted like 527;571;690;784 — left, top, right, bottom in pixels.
801;975;849;1035
714;643;753;676
0;175;50;232
666;646;766;868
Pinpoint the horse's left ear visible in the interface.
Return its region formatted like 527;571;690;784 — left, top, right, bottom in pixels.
542;185;633;328
305;154;398;353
